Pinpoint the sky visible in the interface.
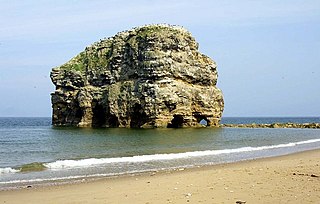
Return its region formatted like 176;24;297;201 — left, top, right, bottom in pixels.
0;0;319;117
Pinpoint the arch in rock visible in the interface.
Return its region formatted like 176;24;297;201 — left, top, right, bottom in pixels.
193;112;210;127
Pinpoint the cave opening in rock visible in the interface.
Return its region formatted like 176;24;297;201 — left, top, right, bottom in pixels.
74;107;83;125
130;103;147;128
167;115;184;128
107;114;120;127
92;103;106;127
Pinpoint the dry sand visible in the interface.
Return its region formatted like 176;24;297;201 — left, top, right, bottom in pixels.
1;149;319;204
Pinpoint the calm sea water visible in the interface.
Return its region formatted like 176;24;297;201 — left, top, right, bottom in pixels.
0;117;319;189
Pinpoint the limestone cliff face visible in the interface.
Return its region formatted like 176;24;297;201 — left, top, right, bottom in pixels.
50;24;224;128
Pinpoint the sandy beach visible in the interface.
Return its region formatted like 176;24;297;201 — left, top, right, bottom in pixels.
1;149;319;204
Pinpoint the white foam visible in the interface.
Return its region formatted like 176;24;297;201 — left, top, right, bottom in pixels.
45;138;320;170
0;167;20;174
296;138;320;145
0;175;90;184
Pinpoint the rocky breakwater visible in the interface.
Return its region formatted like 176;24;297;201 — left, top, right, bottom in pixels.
50;24;224;128
220;123;320;129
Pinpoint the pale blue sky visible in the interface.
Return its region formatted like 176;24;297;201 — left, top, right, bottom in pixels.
0;0;319;117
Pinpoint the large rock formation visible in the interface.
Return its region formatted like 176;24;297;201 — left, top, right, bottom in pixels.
50;24;224;128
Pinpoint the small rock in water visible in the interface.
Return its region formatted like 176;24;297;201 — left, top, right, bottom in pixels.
26;185;32;188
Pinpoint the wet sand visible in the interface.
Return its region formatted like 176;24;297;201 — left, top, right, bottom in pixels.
1;149;319;203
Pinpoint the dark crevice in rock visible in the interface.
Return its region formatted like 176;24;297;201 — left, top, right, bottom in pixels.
164;101;176;112
167;115;184;128
92;102;106;127
75;107;83;123
130;103;148;128
106;114;120;128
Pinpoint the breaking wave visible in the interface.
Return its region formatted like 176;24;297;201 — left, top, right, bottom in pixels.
44;138;320;169
2;138;320;174
0;167;20;174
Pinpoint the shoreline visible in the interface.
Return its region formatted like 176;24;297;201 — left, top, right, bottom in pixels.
1;149;319;203
1;139;319;190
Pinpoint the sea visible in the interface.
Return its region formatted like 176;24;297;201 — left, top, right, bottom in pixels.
0;117;319;189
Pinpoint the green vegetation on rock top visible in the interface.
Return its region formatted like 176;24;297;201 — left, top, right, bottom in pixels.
57;24;191;73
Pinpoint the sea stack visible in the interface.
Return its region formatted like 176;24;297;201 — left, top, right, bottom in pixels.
50;24;224;128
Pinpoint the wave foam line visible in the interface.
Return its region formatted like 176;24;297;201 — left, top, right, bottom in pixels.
0;167;20;174
45;138;320;170
0;168;166;185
